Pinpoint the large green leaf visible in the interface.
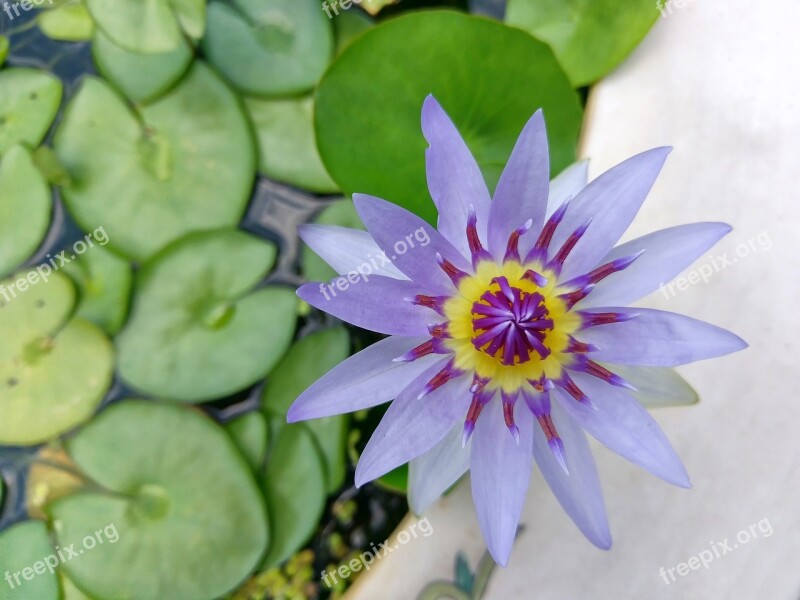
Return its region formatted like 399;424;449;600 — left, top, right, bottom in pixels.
0;271;113;446
203;0;333;96
85;0;205;53
54;63;255;261
315;11;582;224
49;400;268;600
37;4;95;42
0;521;59;600
261;424;326;568
0;69;62;156
0;145;52;278
245;95;338;193
262;327;351;493
506;0;659;86
62;244;132;335
92;29;194;103
117;229;297;402
226;411;269;471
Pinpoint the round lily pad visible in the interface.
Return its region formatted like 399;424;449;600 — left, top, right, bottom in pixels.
246;95;338;193
0;68;63;156
117;229;297;402
506;0;659;86
58;572;94;600
261;423;326;568
263;327;350;493
63;244;132;335
226;411;269;471
0;271;113;446
0;145;52;278
333;9;373;55
85;0;205;53
315;11;582;224
204;0;333;96
38;4;95;42
49;400;269;600
0;521;59;600
92;29;194;103
54;63;256;261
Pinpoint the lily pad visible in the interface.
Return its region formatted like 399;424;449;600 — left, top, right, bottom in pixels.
203;0;333;96
92;29;194;103
26;446;84;520
54;63;256;261
333;10;373;55
85;0;205;53
261;423;326;568
58;572;94;600
315;11;582;224
117;229;297;402
0;145;52;278
62;244;132;335
0;271;113;446
0;521;59;600
49;400;269;600
506;0;659;86
262;327;351;493
0;36;8;66
301;199;365;282
245;95;338;194
38;4;95;42
226;411;269;471
0;69;63;156
605;364;700;408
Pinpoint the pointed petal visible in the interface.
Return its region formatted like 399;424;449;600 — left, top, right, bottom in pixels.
601;364;699;408
545;160;589;219
353;193;472;293
288;336;439;422
421;95;491;257
532;401;611;549
298;224;407;280
553;371;690;487
549;148;671;280
579;307;747;366
408;424;471;514
578;223;732;308
297;276;435;336
470;399;533;566
354;360;470;486
488;110;549;259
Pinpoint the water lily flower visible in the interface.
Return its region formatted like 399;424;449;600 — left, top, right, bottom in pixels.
290;95;746;566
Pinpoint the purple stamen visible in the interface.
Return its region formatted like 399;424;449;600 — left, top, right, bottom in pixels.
547;218;593;275
406;294;449;316
462;390;493;446
393;338;447;363
572;359;637;391
566;336;598;354
559;250;645;290
557;284;595;310
436;252;468;286
466;205;492;268
417;360;463;399
504;219;534;263
526;197;571;263
558;372;597;410
502;391;520;443
579;311;639;329
428;322;450;338
521;269;549;288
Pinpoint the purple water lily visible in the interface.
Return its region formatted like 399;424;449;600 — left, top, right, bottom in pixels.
290;96;746;566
